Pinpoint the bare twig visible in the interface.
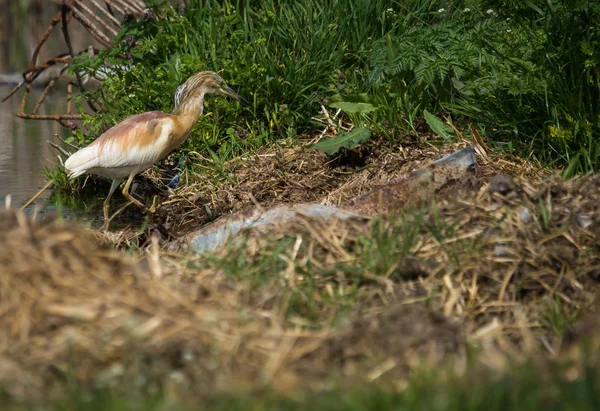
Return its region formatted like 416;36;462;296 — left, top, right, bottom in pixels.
89;0;120;26
20;180;54;210
55;133;80;150
70;2;113;47
75;0;119;37
18;113;83;121
32;64;70;115
29;11;65;70
48;140;72;157
5;0;146;124
104;0;126;15
1;80;25;103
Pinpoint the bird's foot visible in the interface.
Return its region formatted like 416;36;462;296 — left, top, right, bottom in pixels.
100;216;114;232
122;191;156;215
146;195;158;214
103;200;135;230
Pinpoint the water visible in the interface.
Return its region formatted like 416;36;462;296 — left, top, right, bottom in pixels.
0;85;65;201
0;85;143;227
0;2;123;226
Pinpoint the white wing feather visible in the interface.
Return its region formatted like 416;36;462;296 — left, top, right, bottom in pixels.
64;145;101;178
95;123;173;169
64;112;174;179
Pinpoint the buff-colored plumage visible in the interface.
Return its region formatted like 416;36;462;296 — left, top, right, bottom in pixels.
64;71;249;229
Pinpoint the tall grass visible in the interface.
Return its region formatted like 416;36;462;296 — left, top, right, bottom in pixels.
71;0;394;160
67;0;600;181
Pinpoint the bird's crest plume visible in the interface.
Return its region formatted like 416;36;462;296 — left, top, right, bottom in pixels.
173;71;224;111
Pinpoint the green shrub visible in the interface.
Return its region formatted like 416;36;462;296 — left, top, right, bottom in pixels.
70;0;396;162
67;0;600;180
372;0;600;172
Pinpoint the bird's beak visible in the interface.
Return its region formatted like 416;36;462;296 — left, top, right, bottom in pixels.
221;86;250;107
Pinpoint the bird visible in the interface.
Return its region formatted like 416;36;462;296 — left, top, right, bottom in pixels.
64;71;249;230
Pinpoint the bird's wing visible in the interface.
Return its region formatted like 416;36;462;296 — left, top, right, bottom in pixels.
91;111;176;169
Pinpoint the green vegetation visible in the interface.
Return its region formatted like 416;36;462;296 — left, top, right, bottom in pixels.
64;0;600;185
201;214;431;322
6;1;600;407
5;357;600;410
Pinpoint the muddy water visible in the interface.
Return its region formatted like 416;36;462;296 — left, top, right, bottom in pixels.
0;2;119;226
0;86;68;209
0;87;139;228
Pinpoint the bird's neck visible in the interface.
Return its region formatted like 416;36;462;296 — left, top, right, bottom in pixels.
172;94;205;136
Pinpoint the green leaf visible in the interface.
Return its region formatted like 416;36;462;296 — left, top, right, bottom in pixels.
562;153;580;179
329;101;378;114
423;109;455;140
308;127;372;155
328;93;371;104
328;94;379;113
451;77;474;96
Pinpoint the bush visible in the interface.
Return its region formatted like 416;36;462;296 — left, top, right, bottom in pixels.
69;0;600;176
371;0;600;173
71;0;394;161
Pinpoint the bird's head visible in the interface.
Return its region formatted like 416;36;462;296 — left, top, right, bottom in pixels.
173;71;249;112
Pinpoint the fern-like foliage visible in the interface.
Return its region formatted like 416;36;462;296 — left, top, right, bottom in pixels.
370;0;600;172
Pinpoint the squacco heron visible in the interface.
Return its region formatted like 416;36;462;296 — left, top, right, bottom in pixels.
64;71;249;229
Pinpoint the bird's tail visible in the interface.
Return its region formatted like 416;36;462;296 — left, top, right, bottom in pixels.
64;145;99;179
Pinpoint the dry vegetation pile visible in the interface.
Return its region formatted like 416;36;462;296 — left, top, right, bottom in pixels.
1;141;599;400
146;138;548;237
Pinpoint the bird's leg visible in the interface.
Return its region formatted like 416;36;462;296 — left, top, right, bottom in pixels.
101;178;123;231
121;173;155;213
108;199;135;222
148;195;158;213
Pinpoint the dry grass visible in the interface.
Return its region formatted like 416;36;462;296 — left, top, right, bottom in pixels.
1;139;599;401
145;136;549;237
